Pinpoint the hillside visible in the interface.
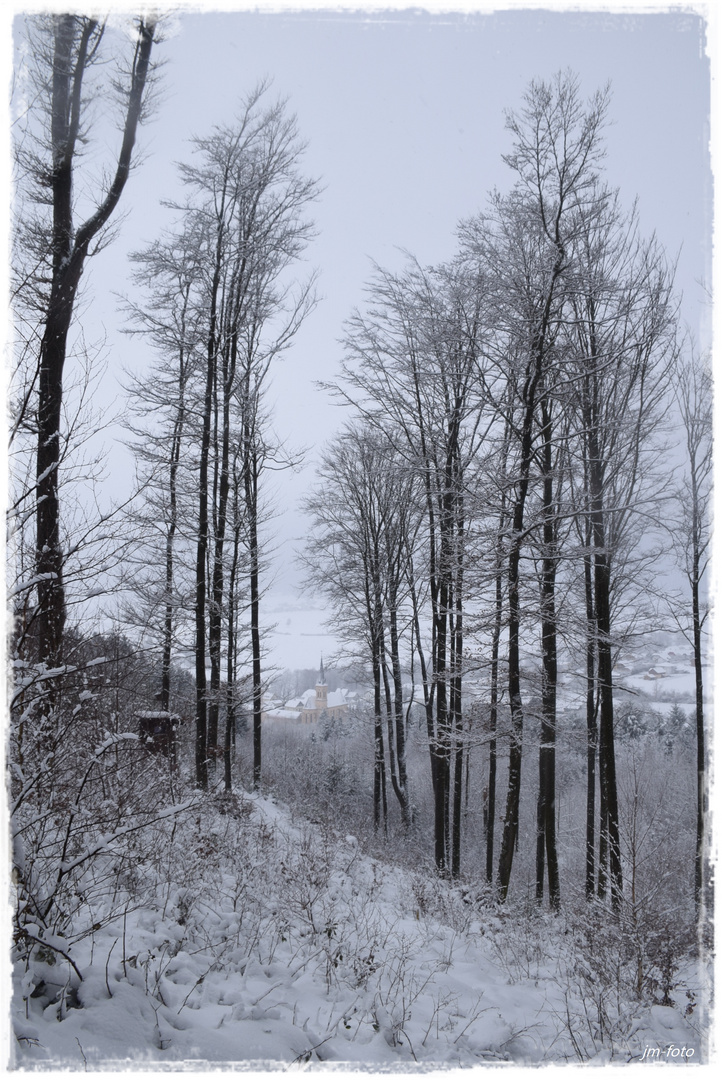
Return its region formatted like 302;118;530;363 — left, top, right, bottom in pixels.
12;788;705;1068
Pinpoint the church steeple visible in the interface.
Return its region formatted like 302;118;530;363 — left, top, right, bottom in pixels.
315;657;328;711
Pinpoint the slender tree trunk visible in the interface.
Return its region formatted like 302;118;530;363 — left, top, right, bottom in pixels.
691;499;705;913
497;497;525;901
159;296;191;712
371;635;388;834
583;545;598;900
589;443;623;911
450;510;464;879
208;332;236;757
36;16;155;668
485;462;509;884
497;357;542;898
194;167;230;791
535;398;560;911
486;567;503;884
497;278;561;898
244;446;263;790
434;574;450;874
388;598;410;826
380;620;403;817
224;488;242;793
194;337;215;792
409;557;437;799
384;589;410;825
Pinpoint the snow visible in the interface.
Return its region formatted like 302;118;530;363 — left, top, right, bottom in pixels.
11;790;706;1069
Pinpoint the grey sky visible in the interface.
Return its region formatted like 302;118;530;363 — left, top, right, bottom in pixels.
7;3;713;671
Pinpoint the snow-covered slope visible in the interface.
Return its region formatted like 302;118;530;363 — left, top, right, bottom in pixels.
12;790;705;1068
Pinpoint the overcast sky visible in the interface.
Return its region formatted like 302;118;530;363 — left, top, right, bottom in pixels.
6;2;714;671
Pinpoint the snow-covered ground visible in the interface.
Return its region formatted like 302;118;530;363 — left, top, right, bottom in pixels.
12;789;706;1069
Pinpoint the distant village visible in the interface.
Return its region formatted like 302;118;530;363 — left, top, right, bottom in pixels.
259;639;697;734
262;660;359;726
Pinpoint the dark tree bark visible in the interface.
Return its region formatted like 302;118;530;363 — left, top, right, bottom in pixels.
465;74;610;903
583;543;598;900
496;347;543;899
224;461;244;793
339;258;486;878
387;587;411;826
34;15;156;667
485;416;511;884
450;561;464;879
586;399;622;910
672;352;711;916
194;178;228;791
244;443;263;790
485;539;504;884
371;603;388;835
534;393;561;911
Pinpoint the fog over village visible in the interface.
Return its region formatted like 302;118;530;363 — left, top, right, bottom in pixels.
6;2;714;1069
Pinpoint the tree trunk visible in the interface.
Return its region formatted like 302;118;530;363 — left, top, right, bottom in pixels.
583;545;598;900
497;352;544;898
497;245;563;900
372;636;388;834
450;520;464;879
485;455;509;884
589;442;623;911
159;303;190;712
244;446;263;790
535;398;560;911
691;488;705;913
388;591;411;826
208;331;236;758
434;574;450;874
224;484;242;793
36;16;155;667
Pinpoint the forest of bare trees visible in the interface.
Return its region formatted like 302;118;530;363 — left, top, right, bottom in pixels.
7;14;711;1067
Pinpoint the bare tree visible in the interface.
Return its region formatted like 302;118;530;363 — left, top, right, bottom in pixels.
340;257;490;875
304;425;420;830
149;86;318;789
122;224;205;712
564;193;678;910
461;72;610;902
12;14;158;668
671;346;711;914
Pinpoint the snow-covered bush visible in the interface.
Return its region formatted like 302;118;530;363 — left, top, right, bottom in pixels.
9;654;199;1023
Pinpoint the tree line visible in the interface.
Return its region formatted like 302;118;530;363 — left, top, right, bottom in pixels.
303;74;710;913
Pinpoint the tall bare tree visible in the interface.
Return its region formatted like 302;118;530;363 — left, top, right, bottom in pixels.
340;257;490;875
146;86;318;789
12;14;158;668
671;347;711;913
123;224;204;712
304;425;420;830
564;194;677;910
461;73;610;901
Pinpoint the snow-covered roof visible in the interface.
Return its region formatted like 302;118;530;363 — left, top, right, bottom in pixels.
264;707;303;722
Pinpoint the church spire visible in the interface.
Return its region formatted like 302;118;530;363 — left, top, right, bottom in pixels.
315;657;328;713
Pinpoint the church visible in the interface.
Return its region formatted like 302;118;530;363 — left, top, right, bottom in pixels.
262;660;351;726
